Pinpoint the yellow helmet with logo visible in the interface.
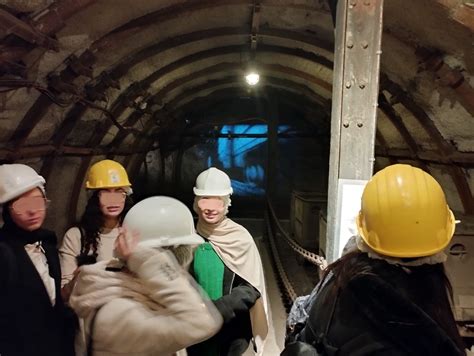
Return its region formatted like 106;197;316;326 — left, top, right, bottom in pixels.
86;160;131;190
356;164;455;258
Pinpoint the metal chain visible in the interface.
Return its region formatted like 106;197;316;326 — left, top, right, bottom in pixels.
267;200;328;270
264;212;298;309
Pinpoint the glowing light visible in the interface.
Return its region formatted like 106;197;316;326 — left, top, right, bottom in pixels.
245;72;260;86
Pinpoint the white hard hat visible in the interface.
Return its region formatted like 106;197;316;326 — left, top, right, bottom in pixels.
123;196;204;248
0;164;46;204
193;167;233;196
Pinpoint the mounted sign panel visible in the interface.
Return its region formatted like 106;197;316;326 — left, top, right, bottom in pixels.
334;179;367;259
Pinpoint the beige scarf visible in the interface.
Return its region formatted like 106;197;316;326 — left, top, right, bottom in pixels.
197;218;269;355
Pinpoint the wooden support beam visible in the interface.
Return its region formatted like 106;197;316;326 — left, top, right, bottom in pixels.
0;9;59;50
378;93;429;171
0;0;96;69
0;144;149;160
381;75;456;161
8;95;52;149
375;128;397;165
379;94;419;156
8;50;96;149
161;67;330;112
417;48;474;116
103;1;330;49
381;75;474;214
375;147;474;166
44;32;333;159
12;1;332;149
250;2;261;54
448;166;474;215
109;26;332;79
67;158;91;226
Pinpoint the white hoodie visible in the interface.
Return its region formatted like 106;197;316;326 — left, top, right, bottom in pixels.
69;247;222;356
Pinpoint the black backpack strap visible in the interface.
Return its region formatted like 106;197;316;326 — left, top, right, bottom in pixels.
281;286;339;356
303;284;338;342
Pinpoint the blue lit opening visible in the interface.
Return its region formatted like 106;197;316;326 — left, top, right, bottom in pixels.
208;124;289;196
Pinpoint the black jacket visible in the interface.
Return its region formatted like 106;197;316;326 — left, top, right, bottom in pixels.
188;263;260;356
288;256;464;356
0;224;76;356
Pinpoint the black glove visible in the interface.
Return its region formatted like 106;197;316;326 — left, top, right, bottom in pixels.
214;285;260;323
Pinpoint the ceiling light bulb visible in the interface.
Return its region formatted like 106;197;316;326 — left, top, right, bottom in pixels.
245;72;260;86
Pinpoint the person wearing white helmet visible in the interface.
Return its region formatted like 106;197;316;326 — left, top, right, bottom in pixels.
0;164;75;356
188;167;270;356
69;196;223;356
59;159;134;301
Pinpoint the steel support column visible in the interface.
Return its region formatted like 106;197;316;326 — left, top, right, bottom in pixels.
326;0;384;262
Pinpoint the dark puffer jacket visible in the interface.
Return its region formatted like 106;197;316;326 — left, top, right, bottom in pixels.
0;221;76;356
285;255;465;356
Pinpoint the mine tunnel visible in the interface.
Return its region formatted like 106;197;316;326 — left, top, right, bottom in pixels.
0;0;473;354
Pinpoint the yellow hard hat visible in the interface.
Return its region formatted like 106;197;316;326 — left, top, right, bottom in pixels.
86;160;131;190
356;164;455;258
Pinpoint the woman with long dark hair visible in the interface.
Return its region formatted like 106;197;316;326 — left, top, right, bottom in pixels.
0;164;75;356
69;196;223;355
283;164;466;356
59;159;133;299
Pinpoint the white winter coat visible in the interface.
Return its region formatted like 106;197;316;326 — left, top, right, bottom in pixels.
69;247;223;356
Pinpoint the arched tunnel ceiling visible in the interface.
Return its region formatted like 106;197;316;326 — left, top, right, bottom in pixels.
0;0;473;231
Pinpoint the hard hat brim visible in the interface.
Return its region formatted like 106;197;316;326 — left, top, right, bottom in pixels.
138;233;204;248
356;210;456;258
86;183;132;189
193;187;233;196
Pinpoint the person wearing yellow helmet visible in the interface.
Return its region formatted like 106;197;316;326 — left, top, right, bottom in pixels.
283;164;465;356
59;159;133;300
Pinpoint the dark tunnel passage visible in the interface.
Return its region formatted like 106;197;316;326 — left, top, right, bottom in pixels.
0;0;473;354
